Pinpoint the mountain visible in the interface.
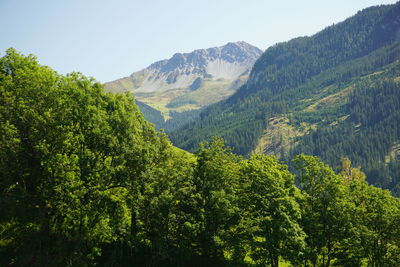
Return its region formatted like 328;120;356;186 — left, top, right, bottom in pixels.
170;2;400;194
105;42;262;127
105;42;262;111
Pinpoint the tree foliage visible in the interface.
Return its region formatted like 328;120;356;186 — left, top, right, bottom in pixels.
1;49;400;266
169;2;400;194
239;154;305;266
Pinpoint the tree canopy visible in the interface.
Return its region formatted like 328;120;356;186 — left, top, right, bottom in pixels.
1;49;399;266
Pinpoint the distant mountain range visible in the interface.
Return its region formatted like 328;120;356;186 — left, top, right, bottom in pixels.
170;2;400;195
105;41;262;121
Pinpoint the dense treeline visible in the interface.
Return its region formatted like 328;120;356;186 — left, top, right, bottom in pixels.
289;63;400;196
171;3;400;156
170;2;400;194
135;100;165;128
164;109;202;132
1;49;400;266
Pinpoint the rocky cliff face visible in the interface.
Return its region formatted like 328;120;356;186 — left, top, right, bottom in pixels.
105;42;262;112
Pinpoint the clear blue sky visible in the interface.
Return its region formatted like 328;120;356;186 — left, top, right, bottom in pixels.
1;0;398;82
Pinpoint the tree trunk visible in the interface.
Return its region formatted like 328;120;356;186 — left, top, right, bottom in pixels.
130;206;138;237
270;254;279;267
274;256;279;267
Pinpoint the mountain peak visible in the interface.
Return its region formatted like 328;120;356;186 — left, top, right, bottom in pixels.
105;41;263;94
104;41;263;119
218;41;263;63
148;41;262;73
224;41;259;49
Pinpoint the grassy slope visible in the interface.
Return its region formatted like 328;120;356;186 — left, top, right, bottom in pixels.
254;61;399;159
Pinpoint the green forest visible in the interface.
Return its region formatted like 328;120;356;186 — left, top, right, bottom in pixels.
169;3;400;195
1;49;400;267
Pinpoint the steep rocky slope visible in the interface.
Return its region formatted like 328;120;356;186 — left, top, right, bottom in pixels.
105;42;262;117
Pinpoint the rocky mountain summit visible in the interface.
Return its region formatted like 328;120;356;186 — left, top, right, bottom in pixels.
149;41;262;76
105;42;262;114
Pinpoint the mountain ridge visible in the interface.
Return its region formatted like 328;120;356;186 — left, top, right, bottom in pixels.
169;2;400;194
105;41;262;94
105;41;262;127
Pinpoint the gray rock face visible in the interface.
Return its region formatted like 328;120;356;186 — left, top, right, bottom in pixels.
153;41;262;72
105;41;263;94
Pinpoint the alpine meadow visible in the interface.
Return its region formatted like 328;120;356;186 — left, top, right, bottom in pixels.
1;2;400;267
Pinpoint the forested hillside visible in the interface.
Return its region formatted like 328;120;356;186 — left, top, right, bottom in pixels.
2;49;400;267
289;63;400;196
170;2;400;194
135;100;165;128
